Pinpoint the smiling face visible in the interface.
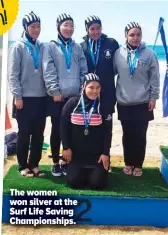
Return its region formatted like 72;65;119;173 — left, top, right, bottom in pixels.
126;28;142;47
59;20;74;38
27;22;41;39
85;81;101;100
88;23;102;41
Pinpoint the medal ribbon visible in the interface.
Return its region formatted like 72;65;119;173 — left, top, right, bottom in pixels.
58;38;72;72
81;95;97;131
25;40;40;69
88;38;101;70
127;49;139;76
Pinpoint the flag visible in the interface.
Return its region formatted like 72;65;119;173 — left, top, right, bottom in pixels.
154;17;168;117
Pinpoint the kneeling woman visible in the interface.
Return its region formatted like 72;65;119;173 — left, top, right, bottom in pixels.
60;73;111;190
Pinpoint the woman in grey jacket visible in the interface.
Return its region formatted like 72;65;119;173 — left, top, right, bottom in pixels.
42;14;87;177
8;12;47;177
114;22;160;176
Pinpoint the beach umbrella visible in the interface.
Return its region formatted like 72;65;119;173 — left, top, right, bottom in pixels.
154;17;168;117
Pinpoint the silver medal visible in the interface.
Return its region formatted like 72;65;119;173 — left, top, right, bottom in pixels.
34;69;39;74
84;129;89;135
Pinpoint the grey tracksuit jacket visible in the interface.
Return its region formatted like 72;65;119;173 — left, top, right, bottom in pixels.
114;42;160;105
8;38;46;99
42;39;88;98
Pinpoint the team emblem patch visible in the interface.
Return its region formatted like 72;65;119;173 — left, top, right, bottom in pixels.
104;49;112;59
138;59;147;67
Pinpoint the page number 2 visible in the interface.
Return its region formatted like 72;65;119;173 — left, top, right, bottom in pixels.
75;199;92;222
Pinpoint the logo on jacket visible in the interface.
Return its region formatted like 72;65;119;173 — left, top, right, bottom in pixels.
104;49;112;59
105;114;112;121
138;59;147;67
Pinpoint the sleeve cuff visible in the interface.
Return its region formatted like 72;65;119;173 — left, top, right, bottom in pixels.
14;95;22;100
49;90;61;96
150;97;158;102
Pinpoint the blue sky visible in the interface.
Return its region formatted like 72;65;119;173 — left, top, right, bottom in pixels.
9;0;168;45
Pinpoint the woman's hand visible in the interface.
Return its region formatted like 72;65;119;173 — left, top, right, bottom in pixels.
98;154;110;171
53;95;64;102
148;100;156;111
63;148;72;163
14;99;23;109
